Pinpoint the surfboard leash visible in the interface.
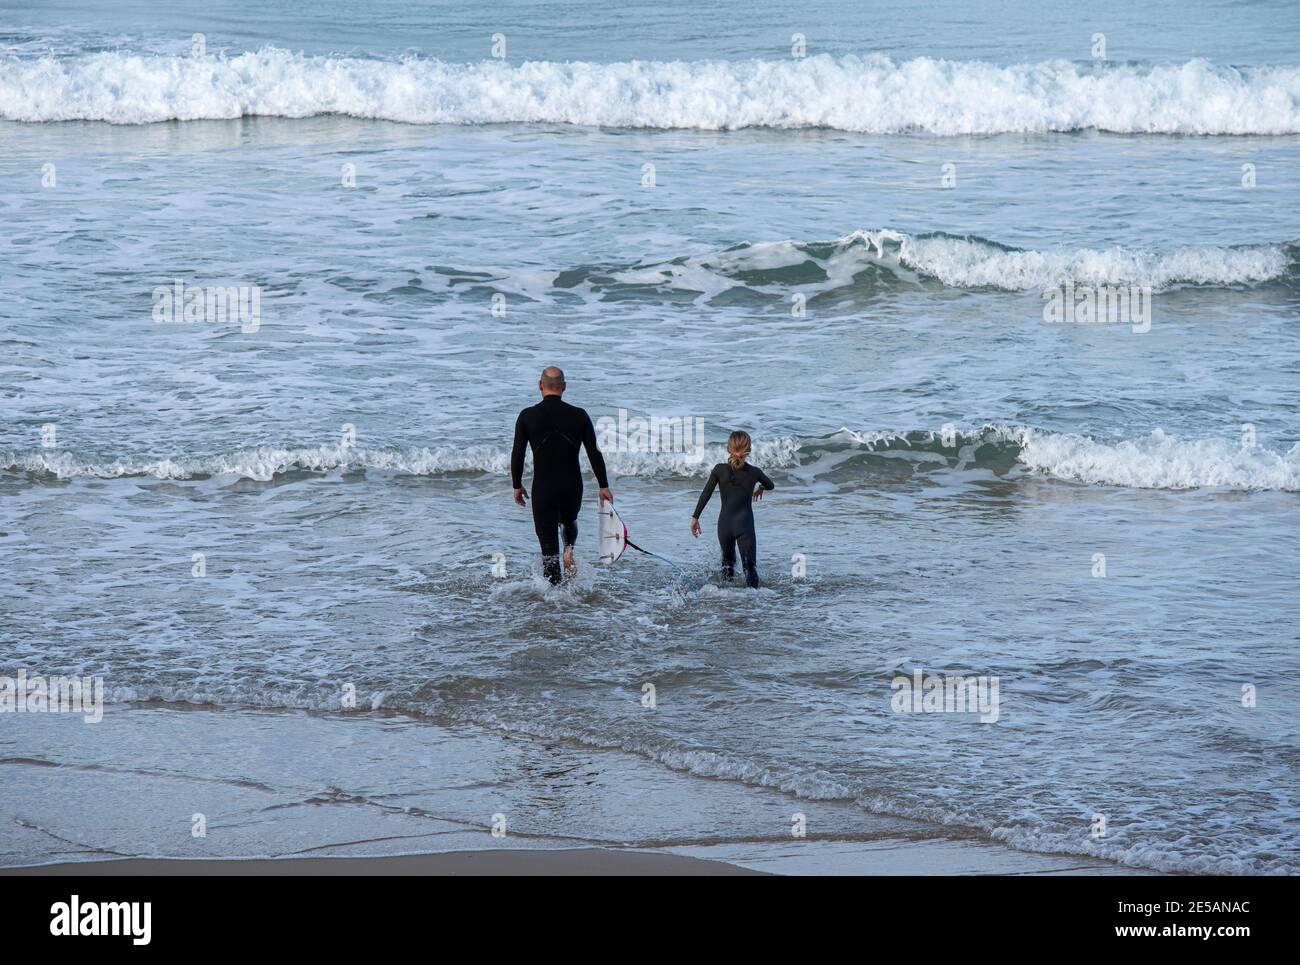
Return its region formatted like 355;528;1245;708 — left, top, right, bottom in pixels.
624;538;701;594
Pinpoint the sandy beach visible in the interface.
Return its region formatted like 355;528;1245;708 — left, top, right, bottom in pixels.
2;849;764;876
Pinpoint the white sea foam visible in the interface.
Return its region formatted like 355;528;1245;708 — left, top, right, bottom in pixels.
3;50;1299;134
1017;428;1300;490
0;438;801;482
0;444;511;482
628;232;1295;295
5;428;1297;490
864;231;1293;291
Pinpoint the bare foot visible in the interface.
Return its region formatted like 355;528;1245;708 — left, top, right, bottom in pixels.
562;546;577;579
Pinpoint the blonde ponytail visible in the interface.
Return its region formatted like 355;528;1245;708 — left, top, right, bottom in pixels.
726;431;752;471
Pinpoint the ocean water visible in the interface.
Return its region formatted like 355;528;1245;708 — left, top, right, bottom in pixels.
1;0;1298;874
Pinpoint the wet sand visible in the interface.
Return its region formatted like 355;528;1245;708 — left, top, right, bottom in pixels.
1;849;764;876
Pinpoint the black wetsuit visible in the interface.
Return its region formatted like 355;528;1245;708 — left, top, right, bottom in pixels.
692;462;774;588
511;395;609;583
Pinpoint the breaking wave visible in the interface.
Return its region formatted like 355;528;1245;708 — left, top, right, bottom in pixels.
377;231;1296;303
591;231;1298;296
3;50;1300;134
6;427;1297;490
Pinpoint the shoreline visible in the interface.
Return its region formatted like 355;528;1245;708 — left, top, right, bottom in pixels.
0;849;765;877
0;704;1163;877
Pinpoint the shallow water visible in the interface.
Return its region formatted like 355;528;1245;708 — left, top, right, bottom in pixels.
1;1;1298;874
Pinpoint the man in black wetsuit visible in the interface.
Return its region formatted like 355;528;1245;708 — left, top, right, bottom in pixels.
511;366;613;583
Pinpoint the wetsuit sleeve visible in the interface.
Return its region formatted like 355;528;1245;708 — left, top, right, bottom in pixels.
752;466;775;491
581;412;610;488
510;411;527;489
692;467;719;518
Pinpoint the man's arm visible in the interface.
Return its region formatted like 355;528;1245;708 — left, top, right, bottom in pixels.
581;412;610;489
510;412;528;490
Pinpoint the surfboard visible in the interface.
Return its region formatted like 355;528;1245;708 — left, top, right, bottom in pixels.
595;502;698;592
597;502;628;565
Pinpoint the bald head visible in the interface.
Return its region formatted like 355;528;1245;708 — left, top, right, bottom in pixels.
539;366;566;396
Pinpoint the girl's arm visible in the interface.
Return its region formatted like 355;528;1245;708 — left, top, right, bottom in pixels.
691;466;719;519
752;467;775;491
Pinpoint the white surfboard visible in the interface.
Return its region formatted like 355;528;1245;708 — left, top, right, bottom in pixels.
597;503;628;565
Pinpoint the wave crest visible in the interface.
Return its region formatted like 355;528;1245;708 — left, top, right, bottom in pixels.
602;231;1297;295
5;427;1297;490
3;50;1299;134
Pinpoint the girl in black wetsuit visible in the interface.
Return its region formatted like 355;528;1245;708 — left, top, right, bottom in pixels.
690;431;775;588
